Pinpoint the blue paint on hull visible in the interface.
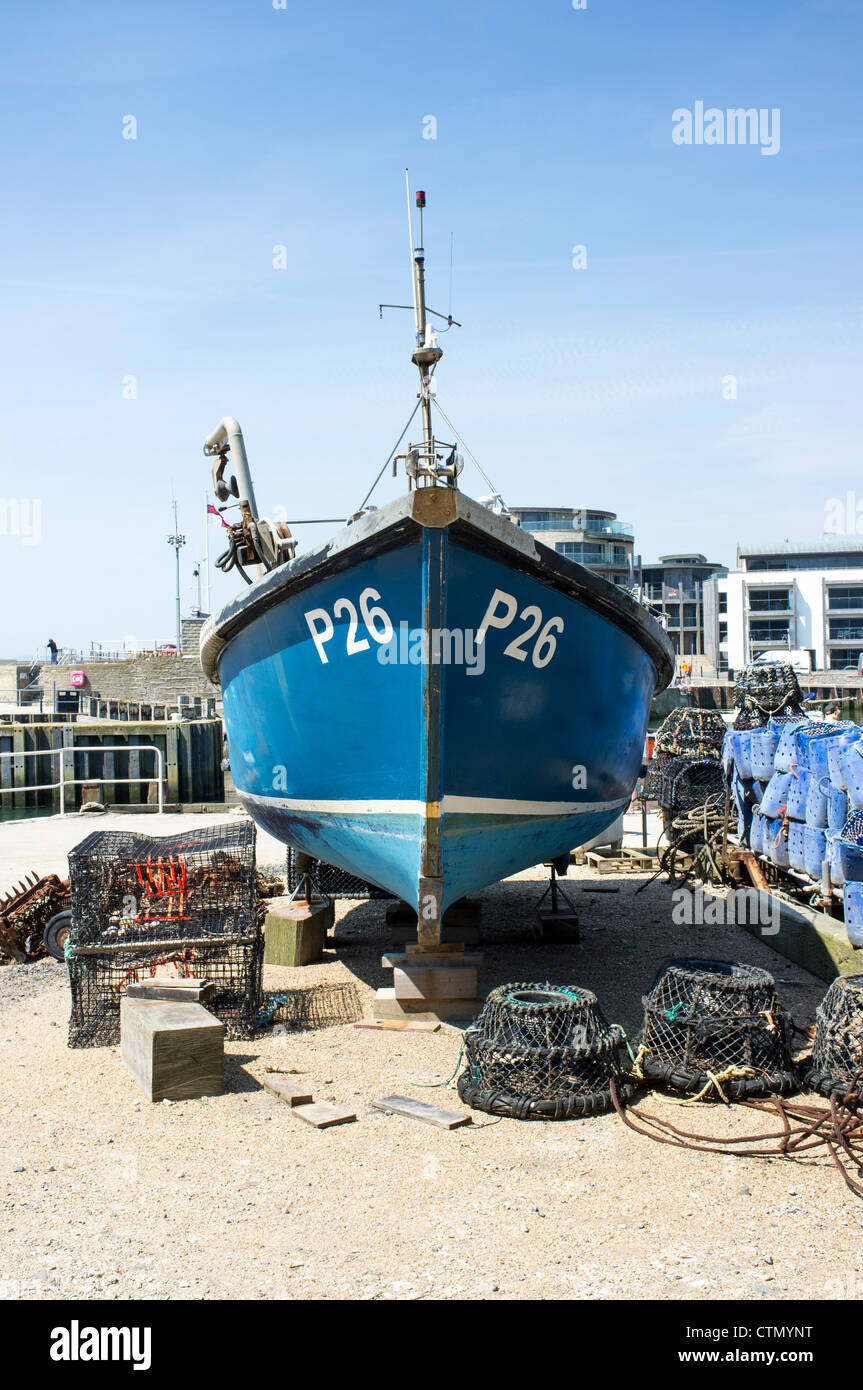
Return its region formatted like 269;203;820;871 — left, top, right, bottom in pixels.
215;506;666;920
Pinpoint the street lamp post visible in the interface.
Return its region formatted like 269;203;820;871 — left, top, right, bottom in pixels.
167;499;186;652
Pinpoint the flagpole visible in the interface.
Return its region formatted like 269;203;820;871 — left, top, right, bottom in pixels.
204;490;211;615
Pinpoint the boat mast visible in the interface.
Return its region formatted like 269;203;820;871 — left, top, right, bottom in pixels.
410;189;440;477
382;178;462;490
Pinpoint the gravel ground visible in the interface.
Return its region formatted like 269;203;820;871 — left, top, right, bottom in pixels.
1;854;862;1303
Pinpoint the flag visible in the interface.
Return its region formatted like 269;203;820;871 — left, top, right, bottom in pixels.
207;503;229;529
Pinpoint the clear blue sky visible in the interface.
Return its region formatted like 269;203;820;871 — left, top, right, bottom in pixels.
1;0;861;657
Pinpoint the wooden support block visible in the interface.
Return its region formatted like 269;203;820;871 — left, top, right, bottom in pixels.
264;897;334;966
353;1020;441;1032
391;925;481;947
292;1102;356;1129
371;1095;471;1130
125;977;215;1004
393;964;478;1001
403;942;466;956
535;909;580;943
120;999;224;1103
373;987;482;1024
382;950;483;969
261;1074;314;1106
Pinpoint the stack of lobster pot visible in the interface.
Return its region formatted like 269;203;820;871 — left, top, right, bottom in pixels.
822;728;863;946
742;714;863;946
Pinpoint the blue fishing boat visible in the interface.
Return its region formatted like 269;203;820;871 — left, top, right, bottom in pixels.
200;189;674;945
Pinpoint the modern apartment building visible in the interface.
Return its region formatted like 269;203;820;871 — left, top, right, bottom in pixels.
507;507;637;587
703;539;863;672
639;554;726;657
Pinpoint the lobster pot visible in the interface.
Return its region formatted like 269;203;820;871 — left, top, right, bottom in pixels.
733;664;804;722
786;769;810;821
67;822;257;945
637;958;797;1099
788;821;806;873
827;836;845;887
285;846;392;900
67;932;264;1048
810;726;856;781
767;817;789;868
760;770;791;818
828;787;849;834
652;708;728;761
644;755;725;815
845;884;863;948
749;728;779;782
842;741;863;810
749;810;765;856
456;984;634;1120
793;725;832;772
805;776;829;830
775;719;809;772
837;812;863;883
725;731;754;781
730;769;752;842
803;826;828;881
828;732;860;790
805;975;863;1102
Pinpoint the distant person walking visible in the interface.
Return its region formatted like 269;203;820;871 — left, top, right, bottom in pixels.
47;638;58;664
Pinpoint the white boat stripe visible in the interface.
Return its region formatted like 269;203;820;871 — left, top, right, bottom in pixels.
240;791;630;818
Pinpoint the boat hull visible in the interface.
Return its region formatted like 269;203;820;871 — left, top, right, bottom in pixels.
204;490;673;933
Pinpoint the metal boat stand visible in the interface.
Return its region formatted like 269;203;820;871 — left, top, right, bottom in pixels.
534;855;580;942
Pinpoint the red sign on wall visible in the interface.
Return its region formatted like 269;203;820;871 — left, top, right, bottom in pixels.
69;670;86;688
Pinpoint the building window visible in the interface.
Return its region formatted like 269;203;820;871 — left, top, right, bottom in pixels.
682;604;698;627
517;510;575;531
749;619;791;644
827;585;863;611
719;621;728;643
828;648;863;670
829;618;863;642
748;587;791;612
747;554;863;570
555;542;611;565
718;591;727;614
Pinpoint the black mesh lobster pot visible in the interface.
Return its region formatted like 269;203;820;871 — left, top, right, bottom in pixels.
652;708;727;762
456;983;634;1120
68;822;257;945
638;958;798;1099
732;662;804;726
285;847;392;900
67;932;264;1048
805;975;863;1105
644;755;725;814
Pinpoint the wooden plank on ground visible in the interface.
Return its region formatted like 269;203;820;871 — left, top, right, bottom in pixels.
371;1095;470;1130
261;1074;314;1107
353;1019;441;1032
292;1102;356;1129
581;883;620;893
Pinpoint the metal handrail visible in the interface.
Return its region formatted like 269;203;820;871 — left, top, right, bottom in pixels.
0;744;164;816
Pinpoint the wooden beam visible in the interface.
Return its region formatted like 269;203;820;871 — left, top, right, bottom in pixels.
371;1095;470;1130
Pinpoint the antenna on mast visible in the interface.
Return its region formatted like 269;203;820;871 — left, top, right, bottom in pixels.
405;168;419;336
